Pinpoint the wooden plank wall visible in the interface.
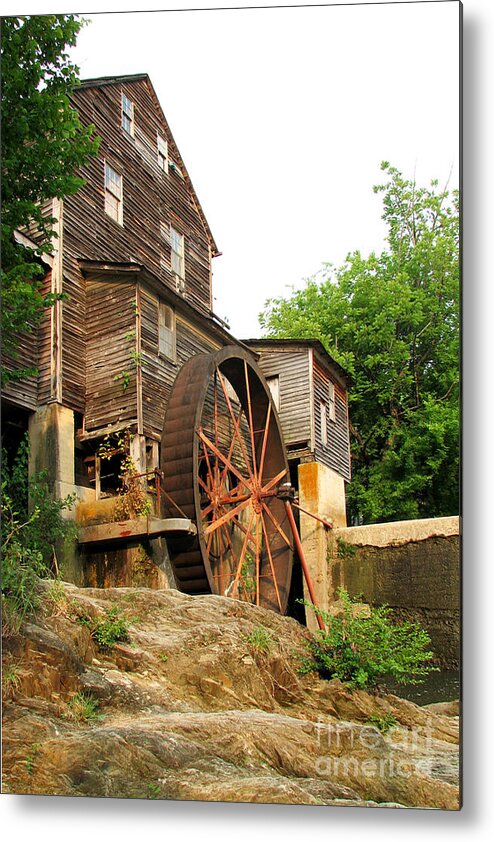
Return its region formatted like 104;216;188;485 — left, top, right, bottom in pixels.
85;279;137;431
2;199;54;412
37;270;53;404
140;284;222;440
67;78;213;317
62;254;87;411
1;332;38;411
313;358;351;481
253;348;312;450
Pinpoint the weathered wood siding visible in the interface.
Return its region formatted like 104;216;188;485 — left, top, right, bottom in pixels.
253;349;312;450
37;270;54;406
85;279;137;432
313;357;351;481
62;255;87;411
140;283;222;439
68;78;213;318
1;331;38;411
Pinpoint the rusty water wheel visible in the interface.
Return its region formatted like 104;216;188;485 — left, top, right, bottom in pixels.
160;346;293;614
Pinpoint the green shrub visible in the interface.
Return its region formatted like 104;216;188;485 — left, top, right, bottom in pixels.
299;588;437;689
65;691;101;723
245;625;273;654
1;485;46;634
91;607;130;650
1;435;77;632
366;712;397;733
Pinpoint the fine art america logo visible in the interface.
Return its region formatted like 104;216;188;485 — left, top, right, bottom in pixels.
313;719;436;780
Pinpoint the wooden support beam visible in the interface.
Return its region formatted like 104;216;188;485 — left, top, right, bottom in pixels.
78;516;196;545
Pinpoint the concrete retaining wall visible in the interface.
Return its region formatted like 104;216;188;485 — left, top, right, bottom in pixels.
330;517;460;669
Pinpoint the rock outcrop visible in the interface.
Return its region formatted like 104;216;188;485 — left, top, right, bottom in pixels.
2;581;460;808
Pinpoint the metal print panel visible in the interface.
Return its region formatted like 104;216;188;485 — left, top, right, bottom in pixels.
1;0;461;813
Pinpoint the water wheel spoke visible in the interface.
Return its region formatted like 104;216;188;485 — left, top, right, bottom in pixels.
200;501;216;519
261;499;292;548
261;467;287;494
216;369;255;483
243;361;258;483
219;521;240;590
260;510;283;612
203;496;251;537
218;404;245;490
231;508;256;599
198;475;213;498
219;491;251;505
255;514;261;607
200;437;216;492
258;401;271;484
213;371;221;493
198;428;251;490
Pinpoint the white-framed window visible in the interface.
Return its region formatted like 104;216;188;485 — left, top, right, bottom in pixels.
122;94;134;135
157;134;168;172
328;381;336;422
104;162;123;225
159;301;175;360
266;375;280;411
320;399;328;447
170;226;185;279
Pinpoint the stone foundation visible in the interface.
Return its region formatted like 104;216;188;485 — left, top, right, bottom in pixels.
329;517;460;668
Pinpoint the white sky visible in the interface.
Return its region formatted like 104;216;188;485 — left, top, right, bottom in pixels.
62;1;460;338
4;1;460;338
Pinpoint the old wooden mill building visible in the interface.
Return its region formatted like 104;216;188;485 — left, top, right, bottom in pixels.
2;74;351;621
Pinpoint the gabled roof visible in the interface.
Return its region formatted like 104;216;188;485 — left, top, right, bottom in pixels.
74;74;220;256
242;337;353;388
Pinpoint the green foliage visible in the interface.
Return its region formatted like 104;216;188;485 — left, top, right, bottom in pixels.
366;712;397;733
1;489;45;634
245;625;274;654
1;435;77;632
336;539;357;558
98;430;151;519
23;743;41;774
238;554;257;597
91;607;130;650
114;370;131;392
1;15;100;379
260;163;459;523
146;782;162;799
65;691;101;723
299;589;437;689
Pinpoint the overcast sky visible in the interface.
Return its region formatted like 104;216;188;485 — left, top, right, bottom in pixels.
61;1;460;338
6;1;460;338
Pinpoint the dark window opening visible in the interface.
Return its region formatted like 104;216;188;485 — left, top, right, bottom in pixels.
98;451;125;498
74;414;93;489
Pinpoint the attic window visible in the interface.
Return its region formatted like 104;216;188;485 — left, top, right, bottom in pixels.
170;226;185;279
122;94;134;135
328;382;336;422
104;163;123;225
158;135;168;173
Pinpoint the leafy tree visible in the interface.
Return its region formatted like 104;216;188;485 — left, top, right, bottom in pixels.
1;14;99;379
260;163;459;523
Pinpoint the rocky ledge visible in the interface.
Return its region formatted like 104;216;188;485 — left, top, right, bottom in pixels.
1;582;460;809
